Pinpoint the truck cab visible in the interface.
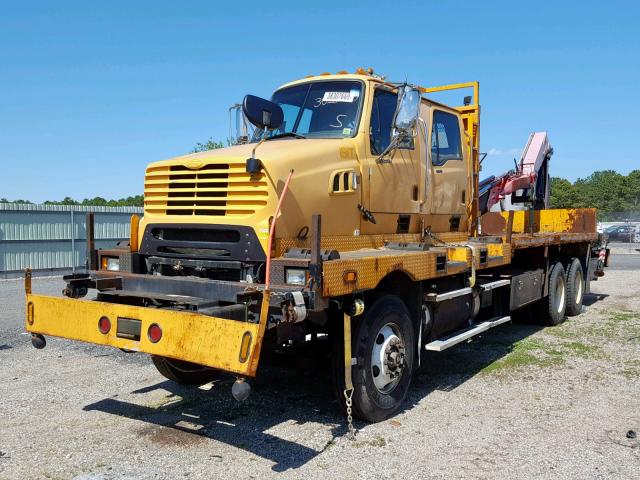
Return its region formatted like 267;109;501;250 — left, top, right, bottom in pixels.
137;71;475;283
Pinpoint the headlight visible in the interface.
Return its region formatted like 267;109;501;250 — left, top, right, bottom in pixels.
107;258;120;271
101;256;120;271
285;267;307;286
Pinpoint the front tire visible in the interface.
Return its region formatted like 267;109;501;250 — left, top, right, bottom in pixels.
350;295;415;422
565;258;585;317
151;355;221;385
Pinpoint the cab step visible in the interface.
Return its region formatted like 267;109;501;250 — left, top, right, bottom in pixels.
425;316;511;352
424;279;510;303
478;279;511;291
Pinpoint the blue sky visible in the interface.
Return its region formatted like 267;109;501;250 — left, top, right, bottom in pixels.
1;1;638;203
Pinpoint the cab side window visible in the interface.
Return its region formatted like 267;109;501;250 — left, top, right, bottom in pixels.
431;110;462;165
370;89;398;155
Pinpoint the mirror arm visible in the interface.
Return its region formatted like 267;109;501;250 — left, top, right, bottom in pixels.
376;136;400;164
417;116;427;138
250;136;267;160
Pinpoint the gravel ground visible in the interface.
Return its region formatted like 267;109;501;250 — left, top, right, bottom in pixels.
0;257;638;479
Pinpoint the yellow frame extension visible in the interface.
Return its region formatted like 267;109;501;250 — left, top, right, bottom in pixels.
25;288;269;377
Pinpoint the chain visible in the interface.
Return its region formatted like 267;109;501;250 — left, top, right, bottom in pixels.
343;388;356;440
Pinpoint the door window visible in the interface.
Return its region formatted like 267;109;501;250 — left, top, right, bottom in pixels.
431;110;462;165
370;89;398;154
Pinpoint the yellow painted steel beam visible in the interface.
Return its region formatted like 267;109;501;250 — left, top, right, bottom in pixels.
25;294;263;377
446;246;472;264
495;208;597;234
321;249;471;297
319;240;513;297
421;81;480;106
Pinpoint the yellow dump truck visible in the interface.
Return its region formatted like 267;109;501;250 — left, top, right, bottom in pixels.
25;68;609;424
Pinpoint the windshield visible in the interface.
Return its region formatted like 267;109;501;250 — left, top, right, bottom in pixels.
254;80;363;140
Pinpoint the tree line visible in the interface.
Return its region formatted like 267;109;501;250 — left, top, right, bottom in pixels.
1;196;144;207
550;170;640;220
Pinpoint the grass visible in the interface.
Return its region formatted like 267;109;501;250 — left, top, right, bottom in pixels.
610;311;640;323
620;368;640;379
585;310;640;342
482;338;564;374
543;322;576;339
482;309;640;375
482;337;605;375
562;341;606;358
619;359;640;379
352;435;387;448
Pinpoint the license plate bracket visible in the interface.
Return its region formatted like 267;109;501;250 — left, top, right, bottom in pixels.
117;317;141;341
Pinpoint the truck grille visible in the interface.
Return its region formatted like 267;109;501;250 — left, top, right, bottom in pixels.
144;162;268;217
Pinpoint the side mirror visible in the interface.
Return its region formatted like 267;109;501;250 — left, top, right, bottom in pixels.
376;85;422;162
392;85;421;133
242;95;284;131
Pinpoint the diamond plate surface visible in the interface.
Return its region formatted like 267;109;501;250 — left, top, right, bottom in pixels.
275;232;469;257
322;247;472;297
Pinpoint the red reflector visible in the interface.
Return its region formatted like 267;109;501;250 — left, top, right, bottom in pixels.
98;316;111;334
148;323;162;343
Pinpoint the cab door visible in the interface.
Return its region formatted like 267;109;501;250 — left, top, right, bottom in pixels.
366;88;421;216
428;109;468;218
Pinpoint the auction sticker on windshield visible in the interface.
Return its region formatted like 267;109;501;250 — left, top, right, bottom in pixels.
322;91;358;103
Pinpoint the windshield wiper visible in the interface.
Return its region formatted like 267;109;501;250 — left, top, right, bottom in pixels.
265;132;306;141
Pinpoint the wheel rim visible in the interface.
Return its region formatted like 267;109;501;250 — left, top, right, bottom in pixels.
575;269;583;305
555;277;566;314
371;322;406;394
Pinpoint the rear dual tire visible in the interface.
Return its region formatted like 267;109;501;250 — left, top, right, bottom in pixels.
564;258;585;317
511;261;571;326
539;261;567;326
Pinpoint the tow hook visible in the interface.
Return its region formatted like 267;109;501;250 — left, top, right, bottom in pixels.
31;333;46;349
231;377;251;401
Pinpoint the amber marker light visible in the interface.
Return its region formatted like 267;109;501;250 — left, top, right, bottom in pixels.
27;302;34;325
239;331;252;363
343;270;358;283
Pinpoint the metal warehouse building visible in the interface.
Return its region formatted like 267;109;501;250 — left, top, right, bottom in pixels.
0;203;143;278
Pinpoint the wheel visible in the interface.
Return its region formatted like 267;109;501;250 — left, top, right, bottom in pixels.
151;355;221;385
347;295;415;422
565;258;585;317
539;261;567;326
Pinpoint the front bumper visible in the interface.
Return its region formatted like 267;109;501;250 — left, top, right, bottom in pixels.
25;293;266;377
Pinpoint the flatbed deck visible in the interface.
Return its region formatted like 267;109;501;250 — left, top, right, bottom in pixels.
313;208;597;297
510;232;598;249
